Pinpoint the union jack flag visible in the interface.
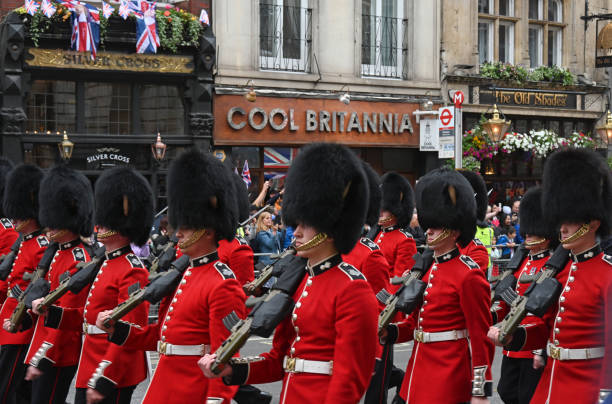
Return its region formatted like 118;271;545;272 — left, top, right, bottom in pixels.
129;1;159;53
128;0;154;17
118;0;130;19
199;9;209;25
24;0;40;16
40;0;55;17
242;160;252;188
69;2;100;60
263;147;297;170
102;1;114;18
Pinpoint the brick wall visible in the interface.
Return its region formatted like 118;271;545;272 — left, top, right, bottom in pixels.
1;0;23;18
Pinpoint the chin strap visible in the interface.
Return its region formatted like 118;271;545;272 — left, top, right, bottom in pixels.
525;237;547;247
48;230;67;242
427;228;451;247
377;216;394;227
97;230;117;240
295;233;328;252
15;219;31;233
559;223;590;245
178;229;206;250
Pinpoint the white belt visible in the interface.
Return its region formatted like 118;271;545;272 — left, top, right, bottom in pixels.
414;328;468;343
157;341;210;356
283;356;333;375
547;342;605;361
83;323;107;335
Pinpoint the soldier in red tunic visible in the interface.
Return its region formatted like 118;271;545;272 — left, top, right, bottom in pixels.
23;165;94;404
383;167;494;404
374;172;417;288
487;186;557;404
0;164;48;404
200;143;379;404
34;167;153;404
458;170;490;272
501;148;612;404
0;158;18;306
97;149;246;404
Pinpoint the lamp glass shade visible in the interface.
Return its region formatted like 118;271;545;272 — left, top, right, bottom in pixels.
596;110;612;145
152;133;167;161
58;133;74;160
482;104;511;142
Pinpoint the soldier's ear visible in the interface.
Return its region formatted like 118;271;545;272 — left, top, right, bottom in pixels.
589;220;601;233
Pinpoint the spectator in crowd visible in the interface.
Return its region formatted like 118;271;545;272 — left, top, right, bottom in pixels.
496;226;517;259
495;212;512;239
254;211;282;266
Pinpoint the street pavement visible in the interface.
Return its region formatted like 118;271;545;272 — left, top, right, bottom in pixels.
67;336;506;403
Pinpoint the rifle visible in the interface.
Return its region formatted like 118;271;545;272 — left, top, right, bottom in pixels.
376;248;434;334
210;254;307;374
148;236;178;278
243;245;296;296
103;255;190;328
496;245;570;344
6;242;59;333
0;235;23;281
490;244;529;301
37;246;106;311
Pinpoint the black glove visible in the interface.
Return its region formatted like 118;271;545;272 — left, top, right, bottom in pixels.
492;273;518;302
24;278;51;309
395;279;427;315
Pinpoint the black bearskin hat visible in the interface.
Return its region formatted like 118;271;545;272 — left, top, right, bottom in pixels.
415;167;477;247
167;149;237;242
3;164;44;222
0;158;14;218
519;186;558;246
94;167;153;245
282;143;368;254
362;162;382;227
39;165;94;237
542;148;612;237
458;169;488;222
381;172;414;228
232;173;250;224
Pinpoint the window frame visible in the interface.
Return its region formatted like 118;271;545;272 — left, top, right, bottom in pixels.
547;26;562;66
498;20;515;64
528;24;544;67
528;0;566;67
477;0;517;65
478;19;495;64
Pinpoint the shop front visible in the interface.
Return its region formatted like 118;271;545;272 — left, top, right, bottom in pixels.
212;93;440;194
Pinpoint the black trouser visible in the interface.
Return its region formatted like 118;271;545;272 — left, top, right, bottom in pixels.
74;385;136;404
0;344;30;404
364;342;394;404
31;365;77;404
497;356;543;404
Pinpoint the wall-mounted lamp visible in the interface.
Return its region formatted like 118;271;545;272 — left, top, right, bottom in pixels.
481;104;511;142
151;133;167;162
338;85;351;105
596;110;612;145
245;80;257;102
58;131;74;161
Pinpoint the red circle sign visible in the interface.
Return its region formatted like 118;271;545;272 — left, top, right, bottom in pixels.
440;108;453;126
453;91;464;107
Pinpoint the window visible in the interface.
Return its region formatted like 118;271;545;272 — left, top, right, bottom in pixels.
529;0;543;20
529;25;543;67
478;0;516;65
140;85;184;135
548;0;562;22
547;27;562;66
259;0;312;72
361;0;406;78
84;83;132;135
26;81;76;134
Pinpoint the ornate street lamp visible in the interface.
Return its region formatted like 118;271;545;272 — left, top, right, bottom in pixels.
245;80;257;102
151;133;167;161
481;104;511;142
58;131;74;161
596;110;612;145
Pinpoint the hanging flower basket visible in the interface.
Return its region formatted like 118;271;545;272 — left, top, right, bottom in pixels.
493;130;597;158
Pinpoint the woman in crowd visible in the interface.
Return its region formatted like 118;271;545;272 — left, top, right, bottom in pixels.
255;211;282;266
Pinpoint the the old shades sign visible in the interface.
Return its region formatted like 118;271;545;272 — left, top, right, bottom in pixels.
214;95;419;147
479;87;577;109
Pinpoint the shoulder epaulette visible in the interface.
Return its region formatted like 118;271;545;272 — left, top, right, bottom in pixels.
37;235;49;248
0;218;13;229
338;262;366;281
72;247;86;262
459;255;480;270
603;254;612;266
214;261;236;280
359;237;379;251
125;253;144;268
236;237;248;246
399;228;414;239
473;238;484;246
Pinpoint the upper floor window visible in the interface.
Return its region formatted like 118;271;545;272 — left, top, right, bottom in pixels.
259;0;312;72
361;0;406;79
26;81;76;134
478;0;516;64
529;0;564;67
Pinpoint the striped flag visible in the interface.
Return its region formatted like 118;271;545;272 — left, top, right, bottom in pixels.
24;0;40;15
241;160;252;188
199;9;209;25
70;3;100;60
118;0;130;19
102;1;114;18
40;0;56;17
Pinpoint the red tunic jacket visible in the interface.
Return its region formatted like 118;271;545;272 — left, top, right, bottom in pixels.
230;255;378;404
390;249;494;403
44;245;149;395
109;251;245;404
0;230;48;345
0;218;19;304
342;237;390;310
459;238;489;272
26;240;91;370
374;226;417;293
509;245;612;404
218;237;254;286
